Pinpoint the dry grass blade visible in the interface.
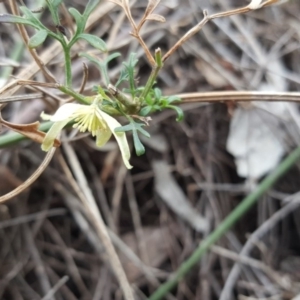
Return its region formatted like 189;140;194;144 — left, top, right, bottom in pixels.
0;209;66;229
41;276;69;300
63;142;135;300
0;148;56;203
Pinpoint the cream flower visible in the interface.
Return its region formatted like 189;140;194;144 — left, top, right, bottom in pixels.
41;99;132;169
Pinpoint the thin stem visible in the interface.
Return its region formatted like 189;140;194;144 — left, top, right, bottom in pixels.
162;3;269;63
149;145;300;300
63;45;73;88
162;13;210;63
139;66;159;100
58;85;89;104
121;0;155;66
12;80;88;104
131;32;156;66
140;48;163;100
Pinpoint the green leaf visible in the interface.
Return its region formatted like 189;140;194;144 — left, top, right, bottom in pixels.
80;52;120;86
132;130;145;156
69;8;82;23
154;88;162;100
167;105;184;121
144;93;155;106
83;0;101;18
78;33;107;52
19;6;44;29
115;123;147;156
79;52;99;64
104;53;122;63
45;0;63;11
136;125;150;138
123;53;138;97
115;122;150;138
115;120;150;156
115;67;129;87
69;7;84;32
0;14;36;27
139;106;152;116
28;29;48;48
45;0;62;28
68;0;100;39
69;7;83;26
115;124;132;132
51;0;63;7
166;95;181;104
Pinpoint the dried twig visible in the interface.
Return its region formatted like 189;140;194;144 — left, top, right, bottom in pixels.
178;91;300;103
78;63;89;94
0;147;56;203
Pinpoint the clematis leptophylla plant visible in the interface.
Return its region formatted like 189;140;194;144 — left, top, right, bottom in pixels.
41;96;132;169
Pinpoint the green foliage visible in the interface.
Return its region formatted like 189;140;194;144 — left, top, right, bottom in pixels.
0;0;184;158
28;29;48;48
140;88;183;121
115;119;150;156
45;0;63;25
80;52;121;86
0;14;36;27
121;53;139;97
19;6;46;29
83;0;102;19
69;0;101;41
0;1;107;52
83;49;182;154
68;8;85;33
77;33;106;51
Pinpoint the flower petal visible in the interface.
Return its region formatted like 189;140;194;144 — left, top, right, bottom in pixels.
51;103;84;122
41;119;70;151
96;128;112;147
97;109;132;169
40;112;52;121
